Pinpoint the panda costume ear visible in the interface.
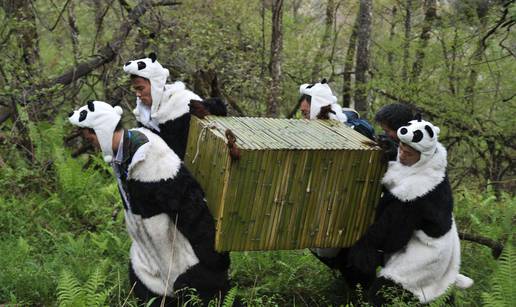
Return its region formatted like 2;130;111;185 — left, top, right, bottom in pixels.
424;125;434;138
321;78;327;84
148;52;157;63
414;113;422;122
87;100;95;112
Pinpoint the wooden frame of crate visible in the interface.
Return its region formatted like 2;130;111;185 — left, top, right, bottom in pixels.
185;116;385;252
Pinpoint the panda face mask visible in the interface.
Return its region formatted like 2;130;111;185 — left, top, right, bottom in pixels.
68;100;123;163
397;115;440;165
123;53;170;117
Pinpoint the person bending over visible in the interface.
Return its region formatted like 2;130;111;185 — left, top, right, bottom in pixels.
347;115;473;306
68;100;230;306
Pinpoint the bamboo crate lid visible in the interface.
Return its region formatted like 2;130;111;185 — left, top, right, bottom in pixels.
185;116;385;252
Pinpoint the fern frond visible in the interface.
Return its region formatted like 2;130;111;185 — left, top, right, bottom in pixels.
482;242;515;306
57;270;82;307
222;287;238;307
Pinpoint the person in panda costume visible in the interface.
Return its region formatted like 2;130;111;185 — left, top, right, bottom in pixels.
298;79;348;122
298;79;375;140
123;53;227;160
347;115;473;305
68;100;230;306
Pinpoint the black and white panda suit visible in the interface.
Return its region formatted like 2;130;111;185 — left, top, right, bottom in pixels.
347;117;473;305
68;101;230;306
119;128;230;306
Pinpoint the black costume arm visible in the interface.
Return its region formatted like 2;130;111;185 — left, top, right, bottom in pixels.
157;113;191;160
348;199;419;275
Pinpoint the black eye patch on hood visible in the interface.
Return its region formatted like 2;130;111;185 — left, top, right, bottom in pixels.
424;125;434;138
137;61;146;70
79;110;88;122
412;130;423;143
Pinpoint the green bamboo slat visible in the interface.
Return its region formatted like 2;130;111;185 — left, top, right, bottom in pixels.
319;150;344;246
331;150;355;247
247;149;272;249
288;150;311;248
264;150;288;249
284;150;309;249
335;149;355;245
321;151;343;246
266;150;289;248
277;150;298;248
352;151;375;244
341;150;362;246
239;150;263;250
299;150;324;247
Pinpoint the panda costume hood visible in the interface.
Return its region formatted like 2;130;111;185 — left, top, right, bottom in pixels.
299;79;347;123
123;53;202;159
382;115;445;201
68;100;123;163
123;53;202;129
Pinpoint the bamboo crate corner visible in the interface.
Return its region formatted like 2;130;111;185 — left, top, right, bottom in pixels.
185;116;385;252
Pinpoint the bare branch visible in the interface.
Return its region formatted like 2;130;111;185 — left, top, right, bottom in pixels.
45;0;180;89
459;231;504;259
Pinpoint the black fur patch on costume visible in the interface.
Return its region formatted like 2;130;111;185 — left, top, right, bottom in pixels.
79;110;88;122
148;52;157;62
425;125;434;138
87;100;95;111
137;61;147;70
412;130;423;142
158;112;191;160
347;176;453;275
202;97;227;116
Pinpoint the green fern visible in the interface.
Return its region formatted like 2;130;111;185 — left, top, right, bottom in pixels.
222;286;238;307
57;270;82;307
57;267;113;307
482;242;515;306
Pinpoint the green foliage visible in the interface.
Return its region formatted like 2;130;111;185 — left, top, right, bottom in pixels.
482;242;516;306
57;265;113;307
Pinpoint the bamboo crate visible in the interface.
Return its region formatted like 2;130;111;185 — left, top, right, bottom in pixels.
184;116;385;251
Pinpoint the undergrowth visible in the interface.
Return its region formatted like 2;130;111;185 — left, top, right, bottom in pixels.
0;119;514;306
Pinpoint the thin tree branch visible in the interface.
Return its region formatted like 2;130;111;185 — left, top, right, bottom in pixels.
49;0;73;31
44;0;180;89
459;231;504;259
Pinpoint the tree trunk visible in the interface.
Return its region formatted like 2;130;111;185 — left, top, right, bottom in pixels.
464;5;490;113
387;5;398;67
411;0;437;82
342;17;359;107
292;0;302;22
67;0;80;64
311;0;335;81
267;0;284;117
1;0;41;75
261;0;266;77
402;0;412;82
354;0;373;115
